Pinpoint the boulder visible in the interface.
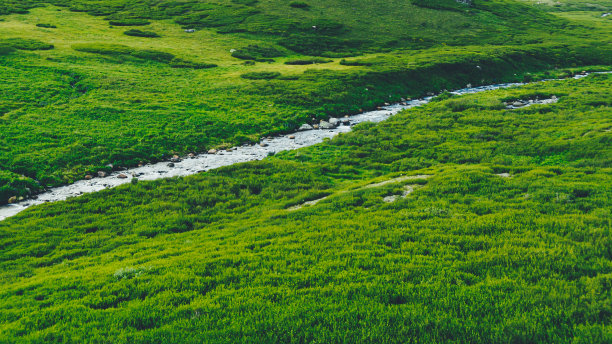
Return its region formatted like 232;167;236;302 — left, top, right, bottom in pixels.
512;101;523;107
167;163;175;168
313;124;319;129
117;174;128;179
208;149;218;154
319;120;336;129
170;155;181;162
329;117;340;126
85;175;93;180
97;171;107;178
8;196;17;204
260;143;268;147
342;119;351;125
188;153;196;158
298;123;313;131
288;135;296;139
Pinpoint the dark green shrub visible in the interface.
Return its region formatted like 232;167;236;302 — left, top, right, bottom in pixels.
231;45;285;60
410;0;470;11
279;35;364;56
241;72;281;80
124;29;160;38
285;58;332;65
108;19;151;26
0;45;16;56
289;1;310;9
339;59;373;66
73;44;175;63
0;38;54;50
169;58;217;69
36;23;57;28
232;0;258;5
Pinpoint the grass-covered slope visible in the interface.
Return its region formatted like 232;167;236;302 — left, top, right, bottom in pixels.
0;0;610;204
1;73;610;343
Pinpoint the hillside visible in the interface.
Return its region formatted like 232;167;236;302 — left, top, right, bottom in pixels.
1;1;611;343
1;71;611;343
0;0;610;204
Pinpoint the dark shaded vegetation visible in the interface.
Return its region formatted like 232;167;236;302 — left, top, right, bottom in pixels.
231;44;285;61
284;57;332;65
0;38;53;50
289;1;310;10
36;23;56;28
123;29;160;38
1;74;610;343
241;71;281;80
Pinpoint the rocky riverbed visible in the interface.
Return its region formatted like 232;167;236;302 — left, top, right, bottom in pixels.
1;71;607;221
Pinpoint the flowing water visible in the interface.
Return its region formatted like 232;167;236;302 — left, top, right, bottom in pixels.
0;72;605;221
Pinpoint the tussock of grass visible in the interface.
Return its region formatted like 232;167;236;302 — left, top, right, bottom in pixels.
123;29;160;38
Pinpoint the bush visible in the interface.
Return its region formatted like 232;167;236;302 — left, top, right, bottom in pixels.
124;29;160;38
339;59;373;66
241;72;281;80
285;58;332;65
231;45;285;61
36;23;56;28
73;43;174;63
108;19;151;26
0;45;16;56
169;58;217;69
410;0;470;11
289;1;310;9
0;38;54;50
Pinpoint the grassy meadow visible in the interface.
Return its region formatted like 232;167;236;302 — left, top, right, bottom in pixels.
1;71;611;343
0;0;610;203
0;0;611;343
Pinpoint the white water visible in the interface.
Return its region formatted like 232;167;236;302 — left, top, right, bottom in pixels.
0;72;606;221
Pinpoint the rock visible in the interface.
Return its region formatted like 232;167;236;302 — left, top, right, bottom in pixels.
226;149;232;152
188;153;196;158
138;163;143;167
344;115;349;118
512;101;523;107
319;120;336;129
170;155;181;162
117;174;128;179
184;29;196;33
260;143;268;147
289;135;296;139
298;123;313;131
208;149;218;154
384;102;390;106
551;95;557;100
97;171;107;178
329;117;340;126
106;164;114;169
85;175;93;180
342;119;351;125
167;163;175;167
8;196;17;204
313;124;319;129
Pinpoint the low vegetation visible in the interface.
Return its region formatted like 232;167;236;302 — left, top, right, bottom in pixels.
123;29;160;38
1;73;610;343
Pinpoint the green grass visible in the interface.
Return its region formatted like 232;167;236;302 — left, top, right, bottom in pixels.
0;1;610;203
1;73;610;343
